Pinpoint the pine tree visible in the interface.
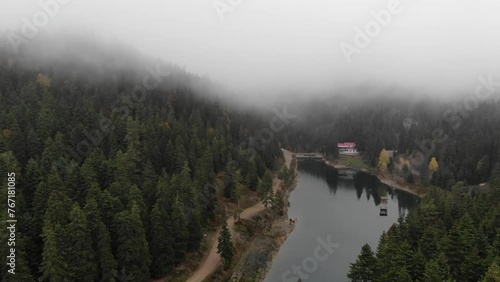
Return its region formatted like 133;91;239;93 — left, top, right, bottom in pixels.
149;202;175;277
141;160;158;213
127;184;147;226
113;203;151;282
423;259;447;282
482;261;500;282
272;188;286;216
171;195;189;263
65;161;89;206
232;170;243;206
84;197;117;282
258;169;274;208
245;157;259;191
347;244;377;281
39;225;68;282
174;137;187;173
26;128;42;159
224;158;237;199
410;248;426;281
164;140;175;174
21;158;41;210
217;221;235;269
65;203;98;281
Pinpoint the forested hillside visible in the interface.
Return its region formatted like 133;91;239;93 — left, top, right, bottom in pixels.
0;42;282;281
280;96;500;188
348;180;500;281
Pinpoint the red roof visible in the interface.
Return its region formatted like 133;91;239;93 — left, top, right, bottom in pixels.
337;142;356;148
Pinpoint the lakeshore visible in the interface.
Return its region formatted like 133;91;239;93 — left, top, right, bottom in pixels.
324;157;425;198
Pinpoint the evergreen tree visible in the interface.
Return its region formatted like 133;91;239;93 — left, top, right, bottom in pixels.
423;259;449;282
84;197;117;282
232;170;243;206
21;158;41;210
113;203;151;282
40;225;68;282
149;202;175;277
65;203;98;281
258;169;274;208
245;157;259;191
272;188;286;216
482;261;500;282
171;195;189;263
217;221;235;269
347;244;377;281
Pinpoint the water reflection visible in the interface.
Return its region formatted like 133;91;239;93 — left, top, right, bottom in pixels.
298;160;419;213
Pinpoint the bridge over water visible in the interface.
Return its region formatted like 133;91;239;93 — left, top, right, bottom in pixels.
293;153;324;160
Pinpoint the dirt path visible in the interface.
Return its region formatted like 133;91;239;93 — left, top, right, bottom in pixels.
186;150;293;282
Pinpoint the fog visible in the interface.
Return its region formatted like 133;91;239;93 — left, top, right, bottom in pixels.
2;0;500;101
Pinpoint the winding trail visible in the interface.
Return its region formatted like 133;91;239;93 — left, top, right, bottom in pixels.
186;150;293;282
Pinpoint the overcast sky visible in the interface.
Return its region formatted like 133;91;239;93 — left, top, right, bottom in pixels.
2;0;500;99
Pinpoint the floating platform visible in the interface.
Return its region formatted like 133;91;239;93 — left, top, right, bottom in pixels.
379;209;388;216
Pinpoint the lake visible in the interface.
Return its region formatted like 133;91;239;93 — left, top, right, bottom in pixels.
264;161;420;282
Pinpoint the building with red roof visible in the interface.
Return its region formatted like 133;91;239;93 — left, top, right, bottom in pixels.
337;142;359;155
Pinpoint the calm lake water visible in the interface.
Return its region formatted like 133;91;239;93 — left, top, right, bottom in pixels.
264;161;419;282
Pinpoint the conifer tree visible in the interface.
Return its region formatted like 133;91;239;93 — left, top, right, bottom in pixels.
232;170;243;206
84;196;118;282
347;244;377;281
65;203;98;281
258;169;274;208
217;221;235;269
113;203;151;282
482;261;500;282
171;195;189;263
149;202;175;277
245;157;259;190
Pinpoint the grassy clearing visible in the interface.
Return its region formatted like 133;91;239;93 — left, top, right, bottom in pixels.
338;155;370;170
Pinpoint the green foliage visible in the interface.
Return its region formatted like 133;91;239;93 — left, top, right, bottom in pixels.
65;203;98;281
113;203;151;282
350;182;500;282
482;261;500;282
258;169;274;208
272;189;286;216
348;244;377;281
217;221;235;269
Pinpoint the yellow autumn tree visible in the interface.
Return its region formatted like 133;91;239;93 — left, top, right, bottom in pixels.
429;157;439;175
36;73;51;89
378;149;390;171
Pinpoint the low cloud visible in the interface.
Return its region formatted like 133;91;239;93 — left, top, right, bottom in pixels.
1;0;500;101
